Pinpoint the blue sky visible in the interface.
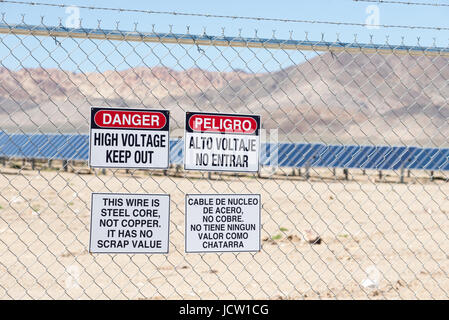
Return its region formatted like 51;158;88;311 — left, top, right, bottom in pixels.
0;0;448;72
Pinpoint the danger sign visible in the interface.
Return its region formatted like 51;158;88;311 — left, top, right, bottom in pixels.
89;107;170;169
89;193;170;254
184;112;260;172
185;194;261;253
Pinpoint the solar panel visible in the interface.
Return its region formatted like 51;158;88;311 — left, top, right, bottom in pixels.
1;132;449;171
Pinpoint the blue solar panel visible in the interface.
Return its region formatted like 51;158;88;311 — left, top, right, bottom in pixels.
347;146;374;169
169;139;183;165
1;132;449;171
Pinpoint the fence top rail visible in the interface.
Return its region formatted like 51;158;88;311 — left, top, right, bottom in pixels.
1;23;449;56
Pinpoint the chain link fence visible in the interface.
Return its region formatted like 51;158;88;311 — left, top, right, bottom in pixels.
0;19;448;300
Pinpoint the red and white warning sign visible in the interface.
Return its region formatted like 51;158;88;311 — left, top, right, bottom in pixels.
184;112;260;172
89;107;170;169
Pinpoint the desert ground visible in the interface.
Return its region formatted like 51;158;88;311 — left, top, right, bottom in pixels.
0;164;448;299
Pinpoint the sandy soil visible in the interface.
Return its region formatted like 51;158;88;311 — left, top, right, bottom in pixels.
0;167;448;299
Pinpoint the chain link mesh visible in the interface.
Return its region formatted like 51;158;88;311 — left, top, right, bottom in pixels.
0;20;448;300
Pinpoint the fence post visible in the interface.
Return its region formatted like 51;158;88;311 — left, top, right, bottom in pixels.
305;162;310;180
400;166;405;183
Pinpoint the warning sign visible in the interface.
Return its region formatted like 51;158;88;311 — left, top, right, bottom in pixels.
185;194;261;253
89;193;170;254
89;107;170;169
184;112;260;172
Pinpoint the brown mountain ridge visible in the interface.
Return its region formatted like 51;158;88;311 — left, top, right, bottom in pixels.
1;52;448;146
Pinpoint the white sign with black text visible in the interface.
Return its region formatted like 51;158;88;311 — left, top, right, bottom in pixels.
89;107;170;169
89;193;170;254
184;112;260;172
185;194;261;253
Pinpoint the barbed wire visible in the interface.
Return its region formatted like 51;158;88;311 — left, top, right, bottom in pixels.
0;0;449;31
354;0;449;7
2;20;449;55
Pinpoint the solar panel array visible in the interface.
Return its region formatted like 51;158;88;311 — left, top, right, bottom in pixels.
0;132;89;161
1;132;449;171
261;143;449;171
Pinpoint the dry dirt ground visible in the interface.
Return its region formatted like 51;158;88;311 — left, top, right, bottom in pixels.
0;166;448;299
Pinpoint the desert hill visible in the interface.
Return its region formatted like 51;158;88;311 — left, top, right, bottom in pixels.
1;52;448;146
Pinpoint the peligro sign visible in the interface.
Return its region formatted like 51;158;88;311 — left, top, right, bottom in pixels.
89;107;170;169
184;112;260;172
188;114;258;134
